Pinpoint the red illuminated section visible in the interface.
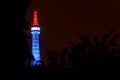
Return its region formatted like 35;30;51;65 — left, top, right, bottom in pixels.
32;10;39;26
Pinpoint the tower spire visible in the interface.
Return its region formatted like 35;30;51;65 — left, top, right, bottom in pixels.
32;10;39;26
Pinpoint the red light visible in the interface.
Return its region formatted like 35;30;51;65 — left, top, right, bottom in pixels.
32;10;39;26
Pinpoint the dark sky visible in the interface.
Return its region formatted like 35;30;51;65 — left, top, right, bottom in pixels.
26;0;120;53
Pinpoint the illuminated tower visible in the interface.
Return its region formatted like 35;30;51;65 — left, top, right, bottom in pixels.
30;10;41;67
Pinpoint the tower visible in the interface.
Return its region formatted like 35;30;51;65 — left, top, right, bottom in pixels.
30;10;41;67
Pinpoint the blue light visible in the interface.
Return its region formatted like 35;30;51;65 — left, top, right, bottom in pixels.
30;27;41;67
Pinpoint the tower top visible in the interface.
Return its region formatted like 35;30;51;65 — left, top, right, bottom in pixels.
32;10;39;26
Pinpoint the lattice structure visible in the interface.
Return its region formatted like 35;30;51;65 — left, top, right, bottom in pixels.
30;10;41;67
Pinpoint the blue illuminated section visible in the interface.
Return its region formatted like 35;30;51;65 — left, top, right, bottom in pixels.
30;27;41;67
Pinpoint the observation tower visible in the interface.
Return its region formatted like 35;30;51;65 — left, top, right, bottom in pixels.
30;10;41;67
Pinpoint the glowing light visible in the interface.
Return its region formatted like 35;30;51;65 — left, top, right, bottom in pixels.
32;10;39;26
30;10;41;67
30;31;41;67
31;27;40;31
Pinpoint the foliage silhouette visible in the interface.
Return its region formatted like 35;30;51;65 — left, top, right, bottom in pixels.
43;30;120;80
2;0;32;79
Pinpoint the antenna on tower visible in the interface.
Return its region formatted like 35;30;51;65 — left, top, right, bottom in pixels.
32;10;39;26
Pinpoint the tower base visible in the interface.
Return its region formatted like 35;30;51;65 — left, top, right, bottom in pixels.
30;60;41;67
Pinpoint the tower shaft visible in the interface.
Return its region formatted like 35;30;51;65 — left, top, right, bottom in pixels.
31;30;41;66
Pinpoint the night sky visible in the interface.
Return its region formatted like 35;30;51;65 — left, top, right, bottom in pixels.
26;0;120;54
